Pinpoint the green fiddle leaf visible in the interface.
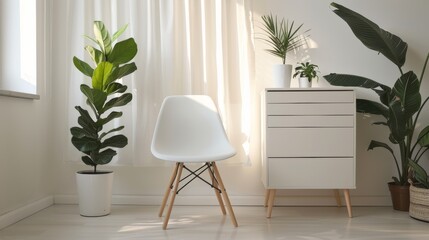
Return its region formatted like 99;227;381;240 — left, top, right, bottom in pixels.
92;62;114;91
100;126;125;140
98;111;123;126
85;45;105;65
93;21;112;55
108;38;138;65
80;84;107;112
101;93;132;114
81;156;95;166
101;134;128;149
70;127;97;139
93;148;117;165
105;83;127;95
71;136;99;152
73;56;94;77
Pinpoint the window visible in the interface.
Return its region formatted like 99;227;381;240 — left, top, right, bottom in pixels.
0;0;39;99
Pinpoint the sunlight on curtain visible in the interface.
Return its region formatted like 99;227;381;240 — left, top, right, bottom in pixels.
58;0;255;166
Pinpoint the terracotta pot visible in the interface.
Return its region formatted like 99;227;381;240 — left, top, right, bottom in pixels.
388;182;410;211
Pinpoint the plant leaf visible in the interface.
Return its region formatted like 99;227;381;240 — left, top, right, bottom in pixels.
104;62;137;89
70;127;97;139
392;71;421;119
71;136;99;152
100;126;125;140
92;62;114;91
101;134;128;149
324;73;392;106
356;99;388;118
93;21;112;55
409;160;429;188
387;100;407;142
98;111;123;126
92;148;117;165
105;83;127;95
112;24;128;42
81;156;95;166
101;93;132;114
85;45;105;65
418;126;429;147
75;106;97;131
80;84;107;112
108;38;138;65
331;2;408;68
73;56;94;77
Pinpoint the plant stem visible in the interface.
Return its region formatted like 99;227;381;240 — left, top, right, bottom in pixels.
416;148;429;163
410;96;429;154
399;141;408;184
420;52;429;82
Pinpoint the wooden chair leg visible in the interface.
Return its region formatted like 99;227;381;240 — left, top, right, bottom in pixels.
208;162;226;215
264;189;270;207
334;189;342;207
266;189;276;218
163;163;184;230
159;163;179;217
212;162;238;227
343;189;353;218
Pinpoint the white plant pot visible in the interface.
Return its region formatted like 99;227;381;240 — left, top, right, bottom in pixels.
299;77;312;88
76;171;114;217
272;64;292;88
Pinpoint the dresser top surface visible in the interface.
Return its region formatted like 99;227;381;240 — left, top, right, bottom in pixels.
265;87;354;92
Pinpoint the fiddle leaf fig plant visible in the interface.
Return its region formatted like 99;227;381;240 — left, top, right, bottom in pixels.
70;21;138;173
324;2;429;186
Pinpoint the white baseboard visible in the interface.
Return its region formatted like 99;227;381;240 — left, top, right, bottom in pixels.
0;196;54;230
54;194;391;206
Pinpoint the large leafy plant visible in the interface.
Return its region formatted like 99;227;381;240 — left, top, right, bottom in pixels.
324;3;429;186
70;21;138;173
261;14;308;64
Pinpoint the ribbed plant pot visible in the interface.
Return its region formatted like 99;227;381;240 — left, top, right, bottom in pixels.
298;77;312;88
272;64;292;88
76;170;114;217
388;182;410;211
409;184;429;222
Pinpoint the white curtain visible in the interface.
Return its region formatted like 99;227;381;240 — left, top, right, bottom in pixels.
56;0;255;166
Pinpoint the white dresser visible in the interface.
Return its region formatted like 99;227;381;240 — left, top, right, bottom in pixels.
261;88;356;217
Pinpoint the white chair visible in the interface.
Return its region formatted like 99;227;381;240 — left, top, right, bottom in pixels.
151;95;238;230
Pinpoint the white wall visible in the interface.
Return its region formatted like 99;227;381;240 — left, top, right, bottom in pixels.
49;0;429;206
0;0;53;217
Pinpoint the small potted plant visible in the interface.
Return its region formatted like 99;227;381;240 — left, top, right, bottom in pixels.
293;62;319;88
260;14;309;88
70;21;138;216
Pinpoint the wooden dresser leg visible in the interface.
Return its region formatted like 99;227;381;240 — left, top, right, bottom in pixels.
266;189;276;218
264;189;270;207
334;189;342;207
343;189;352;218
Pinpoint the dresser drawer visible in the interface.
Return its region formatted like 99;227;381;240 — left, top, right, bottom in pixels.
268;157;355;188
267;115;354;128
267;103;355;115
266;90;354;104
266;128;354;157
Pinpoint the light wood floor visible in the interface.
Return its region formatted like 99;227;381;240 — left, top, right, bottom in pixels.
0;205;428;239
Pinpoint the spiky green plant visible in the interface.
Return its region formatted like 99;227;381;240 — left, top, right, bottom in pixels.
260;14;309;64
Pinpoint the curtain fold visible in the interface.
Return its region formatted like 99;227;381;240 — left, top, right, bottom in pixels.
56;0;255;166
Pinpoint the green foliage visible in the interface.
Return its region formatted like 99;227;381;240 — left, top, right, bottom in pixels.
324;2;429;186
260;14;309;64
70;21;138;172
293;62;319;82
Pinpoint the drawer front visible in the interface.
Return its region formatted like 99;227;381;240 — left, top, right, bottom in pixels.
266;128;354;157
267;103;355;115
267;115;354;128
266;90;354;103
268;158;355;188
